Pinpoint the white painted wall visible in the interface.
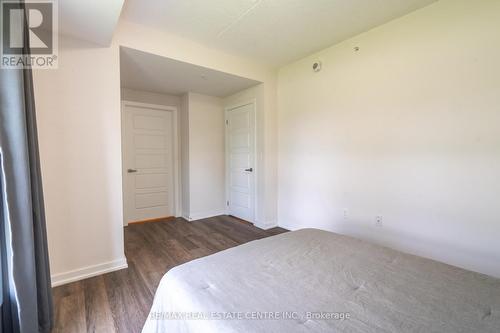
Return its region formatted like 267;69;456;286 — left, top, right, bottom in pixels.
33;21;278;285
33;36;126;286
277;0;500;278
114;20;279;226
182;93;226;220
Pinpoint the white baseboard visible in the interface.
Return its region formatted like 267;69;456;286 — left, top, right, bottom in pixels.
51;258;128;287
185;210;228;221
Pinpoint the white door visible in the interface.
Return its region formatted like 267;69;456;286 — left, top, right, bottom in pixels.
122;103;176;224
226;103;255;223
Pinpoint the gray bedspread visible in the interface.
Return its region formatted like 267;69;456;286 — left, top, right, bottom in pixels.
142;228;500;332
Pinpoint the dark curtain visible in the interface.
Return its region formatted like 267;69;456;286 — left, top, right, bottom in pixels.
0;1;54;332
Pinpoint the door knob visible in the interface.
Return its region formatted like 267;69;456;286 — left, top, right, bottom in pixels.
127;169;138;173
245;168;253;172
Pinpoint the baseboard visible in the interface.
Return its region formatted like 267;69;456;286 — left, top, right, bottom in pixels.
51;258;128;287
185;210;228;221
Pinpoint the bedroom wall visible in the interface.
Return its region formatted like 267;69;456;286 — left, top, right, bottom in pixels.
183;93;226;220
33;36;126;286
114;21;279;227
277;0;500;278
33;21;278;286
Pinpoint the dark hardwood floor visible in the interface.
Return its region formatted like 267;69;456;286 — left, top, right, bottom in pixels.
52;216;287;333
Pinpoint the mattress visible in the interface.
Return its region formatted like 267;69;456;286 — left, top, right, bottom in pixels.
142;228;500;332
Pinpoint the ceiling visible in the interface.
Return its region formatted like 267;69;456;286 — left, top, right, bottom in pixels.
58;0;124;45
120;47;261;97
120;0;438;66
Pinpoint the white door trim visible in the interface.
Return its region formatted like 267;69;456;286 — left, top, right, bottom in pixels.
121;100;180;225
225;99;258;224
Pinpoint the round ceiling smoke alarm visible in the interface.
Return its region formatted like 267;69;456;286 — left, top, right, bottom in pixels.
312;61;322;72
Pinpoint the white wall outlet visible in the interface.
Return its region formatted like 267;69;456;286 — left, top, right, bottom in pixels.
375;216;383;227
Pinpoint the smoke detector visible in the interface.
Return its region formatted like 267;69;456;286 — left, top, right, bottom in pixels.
312;61;322;72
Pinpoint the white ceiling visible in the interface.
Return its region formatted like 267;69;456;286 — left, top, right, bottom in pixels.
120;0;438;66
120;47;261;97
58;0;124;46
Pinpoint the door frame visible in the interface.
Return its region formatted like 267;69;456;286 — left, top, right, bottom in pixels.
224;99;258;224
121;100;180;225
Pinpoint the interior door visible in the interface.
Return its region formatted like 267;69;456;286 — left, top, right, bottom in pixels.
122;104;175;224
226;103;255;223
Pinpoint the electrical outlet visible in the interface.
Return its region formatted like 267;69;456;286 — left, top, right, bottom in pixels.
375;216;383;227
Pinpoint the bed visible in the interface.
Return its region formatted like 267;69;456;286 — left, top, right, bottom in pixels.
142;228;500;333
